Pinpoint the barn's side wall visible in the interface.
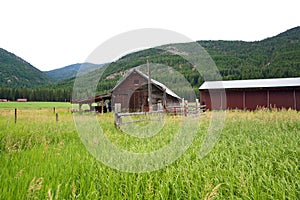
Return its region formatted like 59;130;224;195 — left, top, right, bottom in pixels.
112;71;148;112
200;87;300;111
296;88;300;110
112;71;180;112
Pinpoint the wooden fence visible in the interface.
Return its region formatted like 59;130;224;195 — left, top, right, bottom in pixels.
114;100;206;127
114;110;164;128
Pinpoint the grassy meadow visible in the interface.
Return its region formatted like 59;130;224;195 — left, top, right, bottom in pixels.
0;102;299;199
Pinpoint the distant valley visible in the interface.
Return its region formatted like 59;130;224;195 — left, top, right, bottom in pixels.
44;63;105;82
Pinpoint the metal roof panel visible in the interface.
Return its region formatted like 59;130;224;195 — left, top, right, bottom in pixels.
199;77;300;90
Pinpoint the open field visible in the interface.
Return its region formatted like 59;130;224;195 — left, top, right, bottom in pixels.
0;102;72;109
0;102;299;199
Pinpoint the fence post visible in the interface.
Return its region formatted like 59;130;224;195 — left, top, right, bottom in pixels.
114;103;121;127
15;108;17;123
53;107;56;114
101;99;104;115
196;99;199;114
56;113;58;122
184;100;188;116
181;98;185;116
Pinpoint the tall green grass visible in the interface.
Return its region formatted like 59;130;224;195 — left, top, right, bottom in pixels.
0;105;299;199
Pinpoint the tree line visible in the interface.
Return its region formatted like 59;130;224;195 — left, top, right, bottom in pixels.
0;87;71;102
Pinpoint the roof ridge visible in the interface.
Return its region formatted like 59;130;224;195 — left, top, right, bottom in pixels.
112;67;181;99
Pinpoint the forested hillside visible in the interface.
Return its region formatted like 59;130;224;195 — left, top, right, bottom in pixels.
0;48;51;88
199;26;300;79
0;26;299;101
81;26;300;98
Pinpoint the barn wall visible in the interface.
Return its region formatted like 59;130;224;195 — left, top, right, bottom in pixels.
296;88;300;110
245;89;267;110
200;90;225;110
200;90;211;109
200;90;208;108
269;89;294;109
226;90;244;109
165;95;180;106
200;87;300;111
112;70;180;112
112;71;148;112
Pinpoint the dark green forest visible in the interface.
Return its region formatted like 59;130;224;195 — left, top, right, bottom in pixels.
0;26;299;101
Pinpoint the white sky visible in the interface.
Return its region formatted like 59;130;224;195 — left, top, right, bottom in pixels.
0;0;299;71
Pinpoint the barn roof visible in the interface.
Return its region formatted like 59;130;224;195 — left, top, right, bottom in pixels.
112;68;181;99
71;93;111;104
199;77;300;90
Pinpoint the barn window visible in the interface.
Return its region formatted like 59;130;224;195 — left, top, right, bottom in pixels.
133;80;139;85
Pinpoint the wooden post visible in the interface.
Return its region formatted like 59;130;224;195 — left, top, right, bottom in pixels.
53;107;56;113
184;100;188;116
147;57;152;112
14;108;17;123
56;113;58;122
182;98;185;116
196;99;199;114
101;99;104;115
163;88;166;109
114;103;121;127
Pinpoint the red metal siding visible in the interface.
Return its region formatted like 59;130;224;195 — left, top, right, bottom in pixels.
269;89;294;109
200;90;211;109
200;87;300;111
201;90;224;110
244;90;267;110
200;90;227;110
296;89;300;110
226;90;244;109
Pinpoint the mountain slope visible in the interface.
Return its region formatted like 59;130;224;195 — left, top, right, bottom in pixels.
45;63;104;82
1;26;299;101
0;48;51;87
50;26;300;97
197;26;300;80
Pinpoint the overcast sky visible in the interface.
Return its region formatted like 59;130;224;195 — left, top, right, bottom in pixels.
0;0;299;71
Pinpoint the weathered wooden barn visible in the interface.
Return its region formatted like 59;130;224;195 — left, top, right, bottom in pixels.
112;69;181;112
71;69;181;112
199;77;300;110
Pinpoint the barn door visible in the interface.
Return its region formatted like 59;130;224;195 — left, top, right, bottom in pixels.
129;90;150;112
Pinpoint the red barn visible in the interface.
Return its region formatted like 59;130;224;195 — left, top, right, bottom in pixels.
199;77;300;110
112;69;181;112
71;69;181;113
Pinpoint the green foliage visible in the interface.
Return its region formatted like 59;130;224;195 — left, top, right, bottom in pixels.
199;26;300;80
0;87;72;102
